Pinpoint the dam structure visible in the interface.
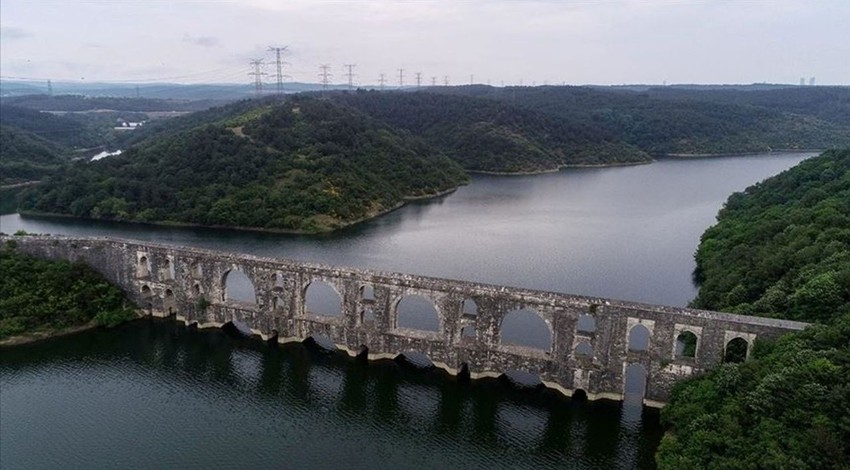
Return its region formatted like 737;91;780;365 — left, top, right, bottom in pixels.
4;235;809;406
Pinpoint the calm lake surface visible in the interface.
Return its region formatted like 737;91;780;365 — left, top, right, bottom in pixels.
0;152;814;469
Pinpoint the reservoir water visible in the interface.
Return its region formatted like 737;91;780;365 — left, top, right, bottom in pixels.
0;152;814;469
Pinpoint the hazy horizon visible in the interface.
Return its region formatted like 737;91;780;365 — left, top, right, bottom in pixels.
1;0;849;87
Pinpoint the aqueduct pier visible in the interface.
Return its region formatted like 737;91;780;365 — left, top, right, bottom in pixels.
5;236;808;406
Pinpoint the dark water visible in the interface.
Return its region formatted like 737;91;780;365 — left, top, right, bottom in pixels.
0;320;662;469
0;153;814;468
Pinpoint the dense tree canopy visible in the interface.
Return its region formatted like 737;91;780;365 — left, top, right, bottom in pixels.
441;86;850;155
331;91;650;172
691;149;850;320
0;240;136;339
658;149;850;469
18;97;467;232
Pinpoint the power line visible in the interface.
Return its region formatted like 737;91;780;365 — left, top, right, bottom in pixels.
248;58;266;95
268;46;288;94
343;64;357;90
319;64;332;90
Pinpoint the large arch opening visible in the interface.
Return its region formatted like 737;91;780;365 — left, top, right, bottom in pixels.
396;295;439;331
223;269;257;304
305;280;342;317
675;331;699;358
500;308;551;352
628;324;651;352
724;337;749;363
624;363;647;401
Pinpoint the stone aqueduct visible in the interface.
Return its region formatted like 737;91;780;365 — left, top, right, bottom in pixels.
6;236;808;406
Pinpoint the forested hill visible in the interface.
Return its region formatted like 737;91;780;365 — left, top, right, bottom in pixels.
0;105;106;185
656;149;850;468
690;148;850;320
330;91;650;172
440;86;850;155
17;97;467;233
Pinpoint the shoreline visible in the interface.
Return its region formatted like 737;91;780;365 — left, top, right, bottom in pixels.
14;185;462;236
662;149;823;159
469;159;653;176
0;323;99;347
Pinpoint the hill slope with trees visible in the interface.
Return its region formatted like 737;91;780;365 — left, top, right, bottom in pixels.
442;86;850;155
656;149;850;468
330;91;650;172
17;96;467;233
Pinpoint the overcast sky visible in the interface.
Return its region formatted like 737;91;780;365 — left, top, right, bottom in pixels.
1;0;848;86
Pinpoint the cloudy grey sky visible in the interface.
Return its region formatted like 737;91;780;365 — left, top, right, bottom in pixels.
1;0;848;86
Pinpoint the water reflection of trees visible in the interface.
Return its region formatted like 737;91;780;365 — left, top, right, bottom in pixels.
1;320;661;468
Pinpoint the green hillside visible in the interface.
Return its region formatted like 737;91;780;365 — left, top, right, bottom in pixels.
441;86;850;155
331;91;650;173
657;149;850;468
18;96;467;233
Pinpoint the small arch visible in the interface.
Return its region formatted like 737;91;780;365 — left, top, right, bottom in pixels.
270;272;285;290
304;334;338;352
574;340;593;358
360;285;375;301
502;370;543;389
577;314;596;333
356;345;369;361
724;337;749;363
500;308;551;352
193;283;201;295
191;262;203;279
162;258;174;280
360;308;375;325
164;288;175;314
624;363;648;400
462;298;478;316
305;280;342;317
137;255;150;278
572;389;588;401
140;285;152;297
457;363;471;382
272;296;283;310
396;295;439;331
628;324;651;352
461;325;476;341
223;269;257;304
397;351;434;369
675;331;699;358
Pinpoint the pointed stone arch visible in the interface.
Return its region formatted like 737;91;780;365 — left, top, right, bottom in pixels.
222;268;257;305
500;307;552;352
304;280;342;317
395;294;440;331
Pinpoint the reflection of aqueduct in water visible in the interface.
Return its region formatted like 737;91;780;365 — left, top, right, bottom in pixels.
7;236;808;405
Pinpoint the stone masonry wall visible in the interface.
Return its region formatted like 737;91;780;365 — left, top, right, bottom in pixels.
4;235;809;404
